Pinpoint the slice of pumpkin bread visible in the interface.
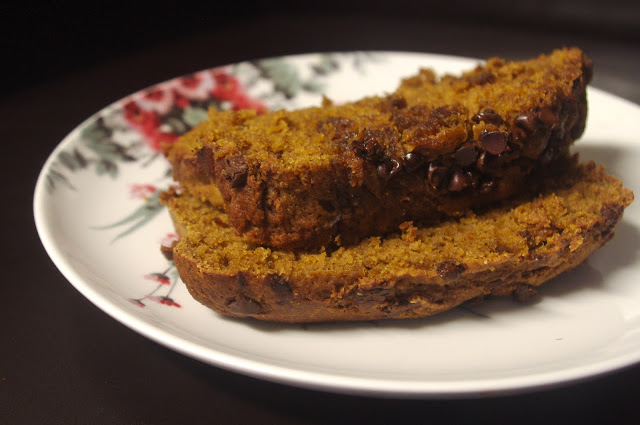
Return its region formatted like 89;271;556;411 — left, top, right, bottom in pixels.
161;157;633;323
165;48;593;250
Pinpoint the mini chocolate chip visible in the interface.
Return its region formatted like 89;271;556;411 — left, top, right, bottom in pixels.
318;116;354;140
480;130;508;155
537;107;557;125
512;284;538;304
455;142;478;166
391;95;408;109
551;121;565;139
403;151;424;173
437;260;466;281
319;199;336;213
514;114;536;132
448;168;469;191
334;181;354;209
196;147;215;175
464;170;478;188
379;95;408;113
213;217;230;228
465;71;495;86
507;139;522;155
354;287;390;303
225;156;248;188
427;163;448;190
412;144;433;158
539;137;563;164
478;178;495;194
476;151;488;170
267;274;293;303
472;108;503;125
600;204;623;230
352;130;386;161
510;127;527;145
377;158;401;180
226;295;263;316
160;240;177;261
583;57;594;83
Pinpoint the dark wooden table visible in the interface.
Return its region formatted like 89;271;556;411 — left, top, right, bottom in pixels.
4;10;640;424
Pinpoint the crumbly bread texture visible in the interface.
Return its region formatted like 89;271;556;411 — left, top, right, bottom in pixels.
165;48;593;250
162;158;633;323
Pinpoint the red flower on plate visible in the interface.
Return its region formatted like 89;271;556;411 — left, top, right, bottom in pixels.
210;70;266;113
148;295;181;307
174;93;191;109
120;68;265;152
122;99;178;152
130;183;157;200
144;273;171;285
179;74;203;89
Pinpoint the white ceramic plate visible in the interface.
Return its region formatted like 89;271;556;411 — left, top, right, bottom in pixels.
34;52;640;398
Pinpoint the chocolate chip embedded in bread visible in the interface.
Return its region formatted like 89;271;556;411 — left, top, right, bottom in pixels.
379;94;408;111
448;168;469;192
196;146;215;176
465;71;495;86
514;113;536;133
267;274;294;303
318;116;354;141
351;129;389;161
455;142;478;166
480;130;508;155
537;107;558;125
512;284;538;303
319;199;336;213
226;295;263;316
464;170;478;189
472;108;503;125
475;151;489;170
510;127;527;145
402;151;424;173
478;178;495;194
583;57;594;83
437;260;466;281
427;163;448;190
160;240;177;261
354;286;390;304
512;283;538;304
377;158;401;180
224;156;249;189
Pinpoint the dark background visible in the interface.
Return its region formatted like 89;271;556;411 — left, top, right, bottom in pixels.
3;1;640;424
3;0;639;97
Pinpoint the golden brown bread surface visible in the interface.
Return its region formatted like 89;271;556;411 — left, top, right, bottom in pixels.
162;158;633;323
164;48;593;250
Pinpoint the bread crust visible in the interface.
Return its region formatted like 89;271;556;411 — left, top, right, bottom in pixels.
165;48;593;250
163;159;633;323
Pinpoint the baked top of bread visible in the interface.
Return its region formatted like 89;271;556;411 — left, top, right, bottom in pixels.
164;48;594;250
167;47;591;171
162;157;633;323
